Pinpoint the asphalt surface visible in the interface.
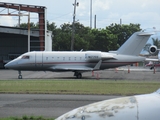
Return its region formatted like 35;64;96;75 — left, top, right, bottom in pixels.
0;66;160;80
0;67;160;118
0;94;120;118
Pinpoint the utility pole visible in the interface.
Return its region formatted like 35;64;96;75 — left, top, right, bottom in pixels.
94;14;96;29
71;0;79;51
28;12;30;52
120;18;122;25
90;0;92;28
18;6;21;27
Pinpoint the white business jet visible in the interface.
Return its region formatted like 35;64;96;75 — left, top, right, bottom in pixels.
5;30;154;79
145;47;160;69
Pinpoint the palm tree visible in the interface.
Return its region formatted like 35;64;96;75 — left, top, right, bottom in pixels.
152;38;160;56
152;38;160;47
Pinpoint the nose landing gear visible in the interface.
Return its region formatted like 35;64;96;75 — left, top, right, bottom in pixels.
18;70;22;79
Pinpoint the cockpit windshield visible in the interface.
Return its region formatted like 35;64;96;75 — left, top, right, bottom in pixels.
21;55;30;59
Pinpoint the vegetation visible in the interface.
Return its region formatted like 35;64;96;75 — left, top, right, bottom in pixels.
152;38;160;55
0;116;54;120
143;37;160;55
0;80;160;95
17;22;141;51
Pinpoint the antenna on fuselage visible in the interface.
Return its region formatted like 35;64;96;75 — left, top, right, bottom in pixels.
80;49;83;52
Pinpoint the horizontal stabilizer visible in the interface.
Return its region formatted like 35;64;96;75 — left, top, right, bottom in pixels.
138;32;155;36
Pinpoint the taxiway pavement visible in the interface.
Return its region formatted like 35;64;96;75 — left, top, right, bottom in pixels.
0;94;120;118
0;66;160;80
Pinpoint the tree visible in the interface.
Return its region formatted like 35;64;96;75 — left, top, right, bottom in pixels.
152;38;160;48
152;38;160;55
106;23;141;48
17;21;142;52
90;29;118;51
47;21;57;33
53;22;95;51
73;22;94;51
16;22;39;29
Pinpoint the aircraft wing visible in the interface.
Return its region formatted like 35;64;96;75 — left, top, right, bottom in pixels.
51;60;104;71
51;66;94;71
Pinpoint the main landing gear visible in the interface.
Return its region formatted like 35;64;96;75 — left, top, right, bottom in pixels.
18;70;23;79
74;72;82;79
150;65;155;70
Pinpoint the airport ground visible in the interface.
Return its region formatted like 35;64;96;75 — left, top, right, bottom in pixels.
0;66;160;80
0;66;160;118
0;94;120;118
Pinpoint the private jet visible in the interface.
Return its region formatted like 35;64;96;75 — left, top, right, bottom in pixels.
5;30;154;79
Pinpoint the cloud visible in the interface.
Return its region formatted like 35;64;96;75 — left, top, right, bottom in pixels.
0;16;16;26
93;0;112;12
90;0;160;29
0;0;160;30
121;12;160;29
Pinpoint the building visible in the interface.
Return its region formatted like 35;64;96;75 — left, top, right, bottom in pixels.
0;2;52;68
0;26;41;68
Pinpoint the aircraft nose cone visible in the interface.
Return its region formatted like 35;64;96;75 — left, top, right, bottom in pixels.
5;62;12;69
5;61;17;69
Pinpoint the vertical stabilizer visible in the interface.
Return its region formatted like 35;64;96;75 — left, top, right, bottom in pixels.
117;31;154;56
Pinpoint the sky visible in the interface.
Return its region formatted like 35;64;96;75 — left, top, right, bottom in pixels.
0;0;160;30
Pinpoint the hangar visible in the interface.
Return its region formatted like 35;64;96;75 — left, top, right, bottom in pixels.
0;2;52;68
0;26;40;68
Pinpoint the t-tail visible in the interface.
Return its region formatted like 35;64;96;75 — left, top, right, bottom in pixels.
111;31;154;56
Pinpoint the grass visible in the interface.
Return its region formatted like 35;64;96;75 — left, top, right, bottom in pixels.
0;79;160;119
0;116;54;120
0;80;160;95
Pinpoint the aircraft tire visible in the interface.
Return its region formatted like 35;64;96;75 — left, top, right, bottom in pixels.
76;73;82;79
18;75;22;79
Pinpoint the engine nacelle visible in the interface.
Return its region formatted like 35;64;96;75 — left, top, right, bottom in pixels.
149;45;157;54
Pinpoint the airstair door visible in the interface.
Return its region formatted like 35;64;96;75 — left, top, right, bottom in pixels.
35;52;43;69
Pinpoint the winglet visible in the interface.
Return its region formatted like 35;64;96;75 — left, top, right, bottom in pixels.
93;60;102;70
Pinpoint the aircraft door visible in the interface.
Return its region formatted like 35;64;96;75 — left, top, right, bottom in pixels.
35;52;43;68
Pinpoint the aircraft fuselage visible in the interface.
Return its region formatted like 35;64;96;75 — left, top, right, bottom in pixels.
5;51;145;71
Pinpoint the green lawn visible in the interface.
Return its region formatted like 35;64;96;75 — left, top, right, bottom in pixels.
0;116;54;120
0;80;160;95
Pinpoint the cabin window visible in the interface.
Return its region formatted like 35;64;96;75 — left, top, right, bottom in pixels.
21;55;30;59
